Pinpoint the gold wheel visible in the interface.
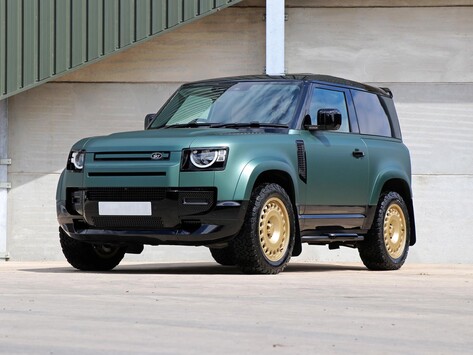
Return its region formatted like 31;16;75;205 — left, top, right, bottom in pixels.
383;203;407;259
258;197;290;262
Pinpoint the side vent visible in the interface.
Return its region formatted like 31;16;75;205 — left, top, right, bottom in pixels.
296;140;307;183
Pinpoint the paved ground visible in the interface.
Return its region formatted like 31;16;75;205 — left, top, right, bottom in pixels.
1;261;472;354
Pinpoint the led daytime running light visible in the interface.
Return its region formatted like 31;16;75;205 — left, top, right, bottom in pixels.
71;151;85;170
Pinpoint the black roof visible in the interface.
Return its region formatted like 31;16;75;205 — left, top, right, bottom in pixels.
187;74;390;97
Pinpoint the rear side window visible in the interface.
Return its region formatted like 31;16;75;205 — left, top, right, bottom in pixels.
352;90;392;137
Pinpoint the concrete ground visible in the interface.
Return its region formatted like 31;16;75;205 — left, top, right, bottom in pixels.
0;262;472;355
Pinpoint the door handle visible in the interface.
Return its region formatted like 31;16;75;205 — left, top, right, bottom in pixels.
352;150;365;158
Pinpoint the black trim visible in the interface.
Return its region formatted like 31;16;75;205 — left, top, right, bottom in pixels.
299;214;365;219
296;140;307;183
301;234;364;244
299;206;369;230
187;74;390;97
57;197;248;246
303;205;367;214
94;151;171;161
88;172;166;177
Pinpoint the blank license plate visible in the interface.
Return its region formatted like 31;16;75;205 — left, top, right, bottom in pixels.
98;202;152;216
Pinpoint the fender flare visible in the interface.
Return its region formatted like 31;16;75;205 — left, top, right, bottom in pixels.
232;158;299;203
369;169;416;245
369;169;412;206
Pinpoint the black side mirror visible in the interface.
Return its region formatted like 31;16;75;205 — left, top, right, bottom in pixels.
144;113;157;129
316;109;341;130
303;109;342;131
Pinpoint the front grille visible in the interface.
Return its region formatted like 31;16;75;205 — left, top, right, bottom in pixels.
94;152;171;161
73;188;216;229
88;172;166;177
86;188;166;202
91;216;163;229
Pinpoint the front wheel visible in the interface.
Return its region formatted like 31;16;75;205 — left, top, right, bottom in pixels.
358;192;410;270
233;183;295;274
209;246;236;266
59;228;126;271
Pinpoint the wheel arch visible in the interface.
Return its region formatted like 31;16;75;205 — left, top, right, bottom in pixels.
375;177;416;246
233;161;302;256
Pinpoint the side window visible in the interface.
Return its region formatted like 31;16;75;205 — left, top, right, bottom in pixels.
352;90;392;137
309;88;350;132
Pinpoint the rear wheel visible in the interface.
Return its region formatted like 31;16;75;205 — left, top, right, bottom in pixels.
233;183;295;274
358;192;410;270
59;228;126;271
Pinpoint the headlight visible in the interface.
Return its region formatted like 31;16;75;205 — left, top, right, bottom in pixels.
181;148;228;171
67;150;86;171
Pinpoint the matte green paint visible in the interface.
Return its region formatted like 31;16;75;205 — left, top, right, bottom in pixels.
302;130;370;206
231;156;299;201
60;125;411;208
364;136;412;205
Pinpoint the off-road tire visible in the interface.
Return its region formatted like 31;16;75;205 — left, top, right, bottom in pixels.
209;246;236;266
59;228;126;271
358;192;410;270
233;183;295;274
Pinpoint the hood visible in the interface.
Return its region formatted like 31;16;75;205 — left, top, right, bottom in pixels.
76;128;267;153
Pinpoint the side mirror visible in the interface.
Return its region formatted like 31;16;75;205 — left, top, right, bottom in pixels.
303;109;342;131
144;113;157;129
317;109;341;130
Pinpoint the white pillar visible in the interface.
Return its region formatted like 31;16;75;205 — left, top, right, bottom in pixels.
0;99;9;260
266;0;285;75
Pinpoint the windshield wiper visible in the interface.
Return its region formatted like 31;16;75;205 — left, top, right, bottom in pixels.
163;122;212;129
210;122;288;129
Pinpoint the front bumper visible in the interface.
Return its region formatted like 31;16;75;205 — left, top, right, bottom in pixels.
57;187;248;246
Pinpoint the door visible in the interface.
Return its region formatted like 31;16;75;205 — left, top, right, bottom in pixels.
302;85;369;228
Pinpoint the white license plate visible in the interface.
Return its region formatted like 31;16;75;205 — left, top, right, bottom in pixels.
98;202;152;216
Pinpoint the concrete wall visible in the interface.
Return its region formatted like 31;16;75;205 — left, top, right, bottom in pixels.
6;1;473;263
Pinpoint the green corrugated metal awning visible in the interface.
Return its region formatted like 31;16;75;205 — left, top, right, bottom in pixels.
0;0;241;100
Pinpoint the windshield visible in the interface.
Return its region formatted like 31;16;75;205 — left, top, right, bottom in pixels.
149;81;303;129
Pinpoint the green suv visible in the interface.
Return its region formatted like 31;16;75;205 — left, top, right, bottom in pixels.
57;74;416;274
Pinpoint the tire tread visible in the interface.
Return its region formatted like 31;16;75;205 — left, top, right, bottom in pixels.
59;228;125;271
232;183;295;274
358;191;410;271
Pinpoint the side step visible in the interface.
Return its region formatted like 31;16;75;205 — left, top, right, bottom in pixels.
301;233;364;244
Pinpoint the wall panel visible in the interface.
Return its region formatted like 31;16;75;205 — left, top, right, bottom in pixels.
22;0;37;87
0;0;241;100
38;0;54;81
150;0;166;34
55;0;70;74
0;0;5;95
6;0;21;93
87;0;103;61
